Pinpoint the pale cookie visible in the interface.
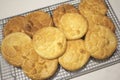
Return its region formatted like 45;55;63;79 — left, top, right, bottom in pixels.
59;13;88;40
59;40;90;71
87;14;115;32
33;27;66;59
79;0;108;17
85;25;117;59
22;45;58;80
1;32;32;67
53;4;78;27
25;10;53;37
3;16;31;37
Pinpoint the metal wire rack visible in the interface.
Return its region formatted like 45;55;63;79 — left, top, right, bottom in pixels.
0;0;120;80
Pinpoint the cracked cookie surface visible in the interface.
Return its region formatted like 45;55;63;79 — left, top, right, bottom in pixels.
3;16;31;37
58;13;88;40
59;40;90;71
53;4;78;27
85;25;117;59
33;27;66;59
1;32;32;67
25;10;53;37
22;45;58;80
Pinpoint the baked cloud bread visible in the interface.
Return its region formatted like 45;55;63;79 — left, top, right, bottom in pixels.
33;26;66;59
1;32;32;67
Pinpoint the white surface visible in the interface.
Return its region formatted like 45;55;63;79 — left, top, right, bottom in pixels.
71;63;120;80
0;0;67;20
0;0;120;80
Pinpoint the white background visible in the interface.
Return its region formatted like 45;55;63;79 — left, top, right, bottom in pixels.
0;0;120;80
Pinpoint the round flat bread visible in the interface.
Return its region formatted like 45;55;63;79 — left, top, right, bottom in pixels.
85;25;117;59
1;32;32;67
58;13;88;40
59;40;90;71
22;45;58;80
87;14;115;32
25;11;53;37
53;4;78;27
33;27;66;59
3;16;31;37
79;0;108;17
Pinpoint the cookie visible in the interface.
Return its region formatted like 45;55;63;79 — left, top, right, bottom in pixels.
22;45;58;80
58;13;88;40
59;40;90;71
79;0;108;17
33;27;66;59
85;25;117;59
25;10;53;37
87;14;115;32
3;16;31;37
1;32;32;67
53;4;78;27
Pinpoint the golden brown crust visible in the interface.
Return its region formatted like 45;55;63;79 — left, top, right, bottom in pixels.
3;16;31;37
33;27;66;59
1;32;32;67
22;45;58;80
79;0;108;17
58;13;88;40
78;0;115;32
87;14;115;32
85;25;117;59
59;40;90;71
53;4;79;27
25;10;53;37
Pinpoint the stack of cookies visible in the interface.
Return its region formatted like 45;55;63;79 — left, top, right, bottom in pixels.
1;0;118;80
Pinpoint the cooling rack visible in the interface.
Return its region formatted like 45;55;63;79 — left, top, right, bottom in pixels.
0;0;120;80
